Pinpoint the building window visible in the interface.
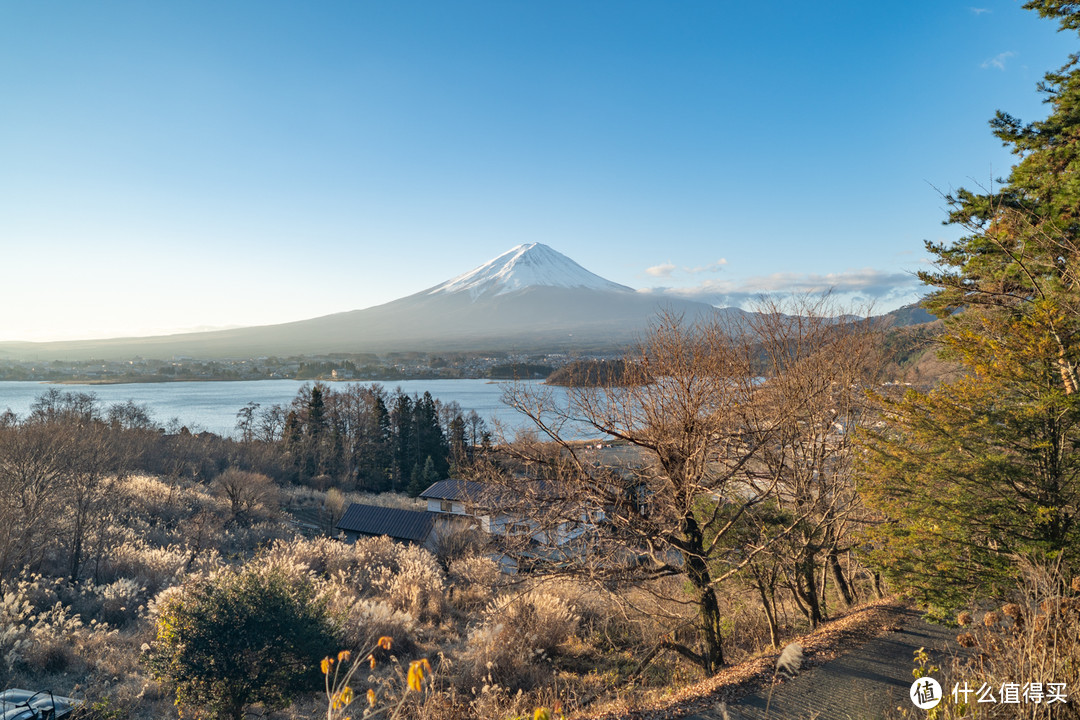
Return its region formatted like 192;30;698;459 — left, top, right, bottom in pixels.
440;500;453;513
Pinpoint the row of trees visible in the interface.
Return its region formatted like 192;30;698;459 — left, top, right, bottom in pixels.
236;383;490;494
0;390;155;581
0;379;492;584
0;387;301;583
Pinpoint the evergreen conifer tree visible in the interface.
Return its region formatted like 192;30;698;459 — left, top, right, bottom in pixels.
858;2;1080;607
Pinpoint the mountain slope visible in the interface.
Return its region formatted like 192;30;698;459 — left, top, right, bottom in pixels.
0;244;734;360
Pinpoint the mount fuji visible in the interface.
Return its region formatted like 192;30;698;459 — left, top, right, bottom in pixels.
0;244;736;359
427;243;634;298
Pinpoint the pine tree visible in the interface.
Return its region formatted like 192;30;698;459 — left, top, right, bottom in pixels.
413;392;449;479
448;413;468;470
354;392;393;492
857;310;1080;607
860;3;1080;607
922;3;1080;393
406;455;438;497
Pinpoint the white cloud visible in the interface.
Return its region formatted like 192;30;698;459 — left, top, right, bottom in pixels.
970;7;991;15
982;51;1016;71
686;259;728;274
641;268;925;310
644;258;727;279
645;262;677;278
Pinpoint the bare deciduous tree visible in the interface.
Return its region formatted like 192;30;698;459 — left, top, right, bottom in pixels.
64;422;127;581
497;301;880;672
213;468;278;522
748;297;883;627
0;421;71;577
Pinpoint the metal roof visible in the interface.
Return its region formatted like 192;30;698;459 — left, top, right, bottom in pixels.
419;478;491;502
420;478;565;506
336;504;434;544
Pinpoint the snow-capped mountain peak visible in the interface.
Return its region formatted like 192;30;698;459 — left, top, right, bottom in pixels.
427;243;634;299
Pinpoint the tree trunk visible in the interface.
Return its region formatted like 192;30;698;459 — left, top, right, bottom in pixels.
682;515;724;671
696;583;726;671
873;571;885;599
820;559;829;620
797;555;823;628
828;549;854;608
69;512;85;581
789;581;810;619
1055;336;1078;395
755;578;780;648
847;553;860;604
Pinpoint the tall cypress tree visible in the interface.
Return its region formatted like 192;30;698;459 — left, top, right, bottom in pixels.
391;392;414;492
413;392;449;479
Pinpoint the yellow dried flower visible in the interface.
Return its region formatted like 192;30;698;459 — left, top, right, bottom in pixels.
535;708;552;720
407;665;421;692
338;650;352;663
407;658;431;692
377;636;393;651
340;686;353;706
321;657;333;675
368;654;376;669
367;688;376;707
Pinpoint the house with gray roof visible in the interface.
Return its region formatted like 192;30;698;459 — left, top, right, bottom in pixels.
335;503;436;551
420;478;596;547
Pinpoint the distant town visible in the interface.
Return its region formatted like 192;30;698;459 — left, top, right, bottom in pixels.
0;350;619;383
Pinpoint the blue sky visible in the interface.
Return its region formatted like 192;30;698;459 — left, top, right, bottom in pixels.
1;1;1076;341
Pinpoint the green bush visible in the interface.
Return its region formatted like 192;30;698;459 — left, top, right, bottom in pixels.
143;562;340;720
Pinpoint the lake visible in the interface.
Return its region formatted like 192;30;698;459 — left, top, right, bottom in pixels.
0;379;579;438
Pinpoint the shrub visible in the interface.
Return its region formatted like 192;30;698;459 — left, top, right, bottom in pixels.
460;590;579;690
143;562;341;720
931;562;1080;719
336;598;417;657
448;553;500;610
266;536;447;622
1;575;88;674
213;468;278;522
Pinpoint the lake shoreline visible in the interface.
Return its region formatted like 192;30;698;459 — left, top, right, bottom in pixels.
0;378;579;439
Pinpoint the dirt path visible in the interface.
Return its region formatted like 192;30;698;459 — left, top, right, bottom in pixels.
585;599;962;720
691;608;960;720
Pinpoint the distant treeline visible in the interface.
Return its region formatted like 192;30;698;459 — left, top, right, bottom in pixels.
545;359;643;387
486;363;554;379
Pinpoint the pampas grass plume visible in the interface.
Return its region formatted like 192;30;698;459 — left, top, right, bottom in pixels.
776;641;804;679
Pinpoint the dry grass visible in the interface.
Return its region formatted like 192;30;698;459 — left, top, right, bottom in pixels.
1;471;909;720
903;562;1080;720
